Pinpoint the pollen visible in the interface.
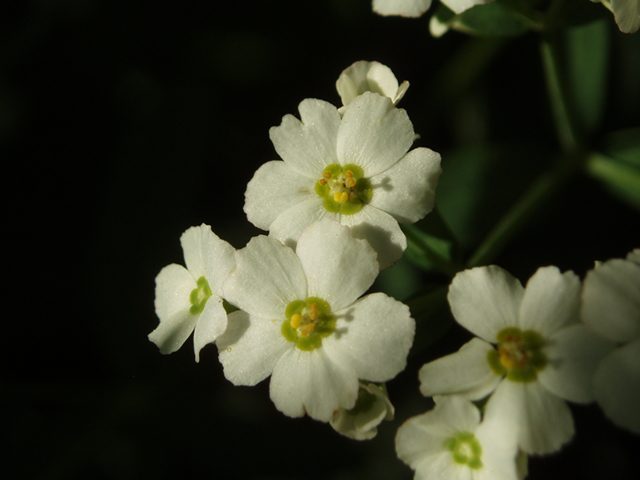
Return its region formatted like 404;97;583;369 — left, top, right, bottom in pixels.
339;192;349;203
291;313;302;329
346;178;356;188
345;170;353;179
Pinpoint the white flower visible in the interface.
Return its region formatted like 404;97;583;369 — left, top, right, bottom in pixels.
582;248;640;433
595;0;640;33
396;395;519;480
336;61;409;110
330;382;395;440
244;91;442;270
419;266;614;454
149;225;236;362
217;219;415;422
373;0;491;17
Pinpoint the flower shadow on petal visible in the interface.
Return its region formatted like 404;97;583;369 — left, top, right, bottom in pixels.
371;175;393;193
349;222;404;267
332;307;355;340
216;310;251;349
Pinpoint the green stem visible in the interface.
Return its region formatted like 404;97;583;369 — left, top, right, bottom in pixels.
402;224;462;279
497;0;545;31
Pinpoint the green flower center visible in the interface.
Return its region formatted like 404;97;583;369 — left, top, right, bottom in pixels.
281;297;335;351
315;164;372;215
487;327;547;383
445;431;483;469
189;276;212;315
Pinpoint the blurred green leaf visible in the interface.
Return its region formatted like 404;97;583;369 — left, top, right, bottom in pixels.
450;2;534;38
405;284;454;354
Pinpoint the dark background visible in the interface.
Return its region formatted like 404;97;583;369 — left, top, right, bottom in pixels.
3;1;639;479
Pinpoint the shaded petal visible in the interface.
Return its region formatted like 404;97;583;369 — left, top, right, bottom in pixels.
373;0;433;17
593;339;640;434
244;160;317;231
519;267;581;336
217;310;290;386
611;0;640;33
193;295;227;362
340;205;406;270
448;266;524;342
475;406;519;480
419;338;502;400
268;197;335;250
296;219;378;311
324;293;414;382
368;147;441;224
538;324;615;403
581;257;640;342
269;347;358;422
337;92;415;177
222;236;307;319
336;60;401;106
485;380;574;455
330;382;393;441
269;98;341;177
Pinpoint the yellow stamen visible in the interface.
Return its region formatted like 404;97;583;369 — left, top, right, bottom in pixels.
300;323;315;337
345;170;353;179
319;178;327;186
333;192;341;202
323;171;332;180
309;303;318;311
346;178;356;188
339;192;349;203
291;313;302;329
309;310;318;320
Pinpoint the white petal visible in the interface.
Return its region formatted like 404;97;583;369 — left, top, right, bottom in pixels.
244;160;317;231
442;0;491;15
581;257;640;342
368;147;442;223
269;98;341;177
475;406;519;480
336;61;400;107
373;0;433;17
295;219;378;311
269;347;359;422
337;91;415;177
340;205;407;270
324;293;414;381
222;236;307;319
448;266;524;342
593;339;640;434
193;295;227;362
538;324;615;403
627;248;640;264
419;338;502;400
268;197;335;250
150;264;197;354
518;267;581;336
217;310;290;386
611;0;640;33
485;380;574;455
330;382;393;440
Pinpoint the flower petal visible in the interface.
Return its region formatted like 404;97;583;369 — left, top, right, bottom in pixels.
193;295;228;362
269;347;359;422
269;98;341;177
244;160;317;231
518;267;581;336
419;338;502;400
340;205;407;270
222;235;307;319
150;264;197;354
593;339;640;434
448;266;524;343
538;324;615;403
368;147;442;223
611;0;640;34
485;380;574;455
295;219;379;311
373;0;433;17
324;293;414;381
581;257;640;342
336;60;401;106
217;310;290;386
337;91;415;177
180;225;234;293
268;197;335;250
442;0;491;15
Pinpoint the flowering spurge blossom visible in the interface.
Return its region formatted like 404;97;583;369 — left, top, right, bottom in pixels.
330;382;395;440
216;219;415;422
336;61;409;112
582;249;640;433
373;0;491;17
396;395;520;480
149;225;236;362
593;0;640;33
419;265;614;454
244;91;442;270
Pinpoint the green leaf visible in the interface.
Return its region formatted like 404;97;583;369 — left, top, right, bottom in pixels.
451;2;534;38
563;19;610;135
405;285;454;354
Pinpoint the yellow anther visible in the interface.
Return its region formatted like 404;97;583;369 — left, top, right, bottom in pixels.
309;303;318;311
300;323;315;337
309;310;318;320
323;171;332;180
339;192;349;203
345;170;353;179
333;192;342;202
319;178;327;186
346;178;356;188
291;313;302;329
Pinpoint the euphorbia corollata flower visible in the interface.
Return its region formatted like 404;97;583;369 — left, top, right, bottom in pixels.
330;382;395;440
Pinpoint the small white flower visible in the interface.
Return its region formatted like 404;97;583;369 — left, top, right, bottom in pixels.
149;225;236;362
396;395;519;480
244;91;442;269
419;265;614;454
336;61;409;110
373;0;492;17
582;248;640;433
595;0;640;34
330;382;395;440
217;219;415;422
